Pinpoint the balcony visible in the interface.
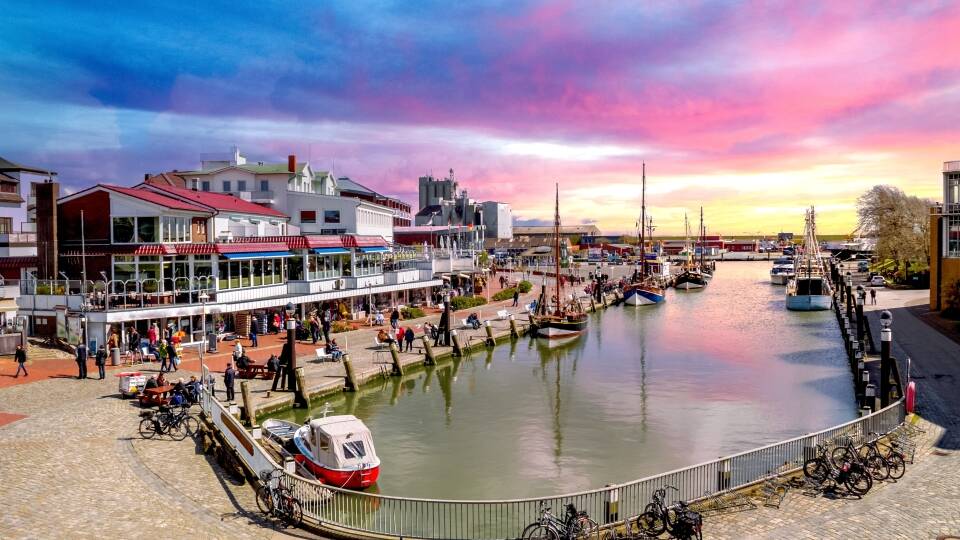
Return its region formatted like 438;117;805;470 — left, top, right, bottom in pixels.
944;161;960;173
235;190;275;203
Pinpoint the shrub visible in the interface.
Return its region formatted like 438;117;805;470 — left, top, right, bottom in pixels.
401;306;426;319
450;296;487;311
331;321;353;333
492;288;516;301
944;279;960;320
517;280;533;293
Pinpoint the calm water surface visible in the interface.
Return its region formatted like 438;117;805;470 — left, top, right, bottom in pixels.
268;261;856;499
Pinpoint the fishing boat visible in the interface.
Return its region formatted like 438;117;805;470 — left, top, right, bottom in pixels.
624;163;666;306
769;256;795;285
263;414;381;489
697;207;715;281
531;185;588;338
786;207;832;311
674;214;708;290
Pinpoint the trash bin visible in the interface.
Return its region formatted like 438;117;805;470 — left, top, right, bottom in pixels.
207;332;218;353
110;347;121;366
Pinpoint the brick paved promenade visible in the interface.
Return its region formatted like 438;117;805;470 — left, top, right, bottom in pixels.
1;283;957;538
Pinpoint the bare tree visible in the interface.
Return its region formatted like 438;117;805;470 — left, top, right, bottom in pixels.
856;185;931;275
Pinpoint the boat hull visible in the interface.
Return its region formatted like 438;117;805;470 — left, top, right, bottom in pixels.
623;287;665;305
533;317;587;338
785;294;832;311
294;455;381;488
769;273;790;285
674;279;705;290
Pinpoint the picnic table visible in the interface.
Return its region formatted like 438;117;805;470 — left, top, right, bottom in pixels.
238;362;272;380
139;384;174;407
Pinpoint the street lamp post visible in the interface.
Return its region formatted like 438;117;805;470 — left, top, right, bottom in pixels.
199;291;209;372
879;310;893;407
845;272;853;321
285;302;297;393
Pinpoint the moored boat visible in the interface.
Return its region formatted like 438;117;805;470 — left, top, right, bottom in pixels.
786;207;832;311
623;163;666;306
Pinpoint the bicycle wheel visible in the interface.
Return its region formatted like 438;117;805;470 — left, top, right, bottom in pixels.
167;421;188;441
183;415;200;435
845;469;872;496
138;418;157;439
521;524;560;540
573;516;600;540
635;511;666;537
803;458;829;483
830;447;857;467
865;455;889;481
256;485;274;514
886;453;906;480
283;497;303;528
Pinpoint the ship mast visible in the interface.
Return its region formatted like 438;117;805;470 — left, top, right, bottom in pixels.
554;183;562;316
640;162;646;279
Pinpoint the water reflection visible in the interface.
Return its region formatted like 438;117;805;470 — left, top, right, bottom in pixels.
269;262;856;499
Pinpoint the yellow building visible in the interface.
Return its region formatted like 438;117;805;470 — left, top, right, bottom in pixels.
930;160;960;310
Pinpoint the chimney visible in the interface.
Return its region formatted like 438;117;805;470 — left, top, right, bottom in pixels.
288;155;297;173
144;173;150;181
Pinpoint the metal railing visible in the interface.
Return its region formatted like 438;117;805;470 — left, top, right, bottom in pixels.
200;376;905;539
20;277;216;311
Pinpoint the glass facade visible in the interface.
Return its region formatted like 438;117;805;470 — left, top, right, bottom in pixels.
355;253;383;277
161;216;191;243
216;257;287;290
305;254;346;280
112;216;168;243
947;214;960;258
111;255;215;292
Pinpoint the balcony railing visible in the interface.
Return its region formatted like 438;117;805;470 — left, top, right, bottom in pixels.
20;277;216;311
944;161;960;172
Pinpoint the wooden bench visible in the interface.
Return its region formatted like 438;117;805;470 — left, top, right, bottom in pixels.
139;384;174;407
237;363;272;379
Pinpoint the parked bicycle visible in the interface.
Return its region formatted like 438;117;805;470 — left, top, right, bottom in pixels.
635;486;702;540
138;404;198;440
803;442;871;496
256;468;304;528
521;502;599;540
831;439;887;482
861;432;907;480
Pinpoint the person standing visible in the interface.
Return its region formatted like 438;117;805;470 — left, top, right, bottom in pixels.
390;308;400;330
147;323;158;346
13;344;27;378
233;340;243;362
224;362;236;402
512;289;520;307
310;316;319;344
320;312;331;345
168;343;179;372
76;343;88;379
870;288;877;305
158;340;169;372
128;327;141;362
249;323;258;348
94;345;107;380
404;327;415;352
272;342;289;391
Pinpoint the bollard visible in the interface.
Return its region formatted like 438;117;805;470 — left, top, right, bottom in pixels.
604;485;619;524
864;383;877;412
421;336;436;366
589;296;597;313
602;293;608;307
509;315;519;338
451;330;463;357
484;320;496;346
240;381;255;426
389;342;404;376
859;369;869;399
283;456;296;474
342;355;358;391
294;366;309;407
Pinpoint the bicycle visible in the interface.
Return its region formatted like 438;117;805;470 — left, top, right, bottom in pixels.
803;443;871;496
138;406;188;441
635;486;702;540
256;469;304;528
831;439;887;483
861;432;906;480
521;502;599;540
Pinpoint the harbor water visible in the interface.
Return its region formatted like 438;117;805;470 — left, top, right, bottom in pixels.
267;261;856;499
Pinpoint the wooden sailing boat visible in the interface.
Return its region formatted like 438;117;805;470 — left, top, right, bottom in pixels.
531;184;588;338
674;213;707;290
623;163;666;305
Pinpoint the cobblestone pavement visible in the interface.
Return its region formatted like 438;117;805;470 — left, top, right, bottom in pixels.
0;374;318;539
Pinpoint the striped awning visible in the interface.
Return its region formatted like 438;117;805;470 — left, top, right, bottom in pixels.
359;247;389;254
222;251;292;261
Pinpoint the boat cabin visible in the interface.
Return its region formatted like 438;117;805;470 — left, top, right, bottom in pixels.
307;416;378;470
794;276;828;295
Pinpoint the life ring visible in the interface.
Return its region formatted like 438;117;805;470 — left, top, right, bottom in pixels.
905;381;916;413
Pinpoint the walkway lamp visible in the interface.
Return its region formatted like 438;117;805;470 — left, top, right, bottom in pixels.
199;291;209;370
285;302;297;392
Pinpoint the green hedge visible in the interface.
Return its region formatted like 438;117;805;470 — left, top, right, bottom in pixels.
492;288;516;301
401;306;426;319
450;296;487;311
517;280;533;293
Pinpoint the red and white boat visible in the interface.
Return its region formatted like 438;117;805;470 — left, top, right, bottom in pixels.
262;415;380;489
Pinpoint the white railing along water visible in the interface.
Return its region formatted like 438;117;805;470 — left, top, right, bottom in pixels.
200;370;905;540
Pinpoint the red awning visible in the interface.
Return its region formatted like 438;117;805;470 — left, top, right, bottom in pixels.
0;256;38;268
215;242;289;254
305;235;346;249
174;243;217;255
342;235;388;248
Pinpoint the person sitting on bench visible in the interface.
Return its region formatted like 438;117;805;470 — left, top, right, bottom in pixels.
327;339;343;361
236;354;251;370
377;328;395;345
266;354;279;373
466;312;481;329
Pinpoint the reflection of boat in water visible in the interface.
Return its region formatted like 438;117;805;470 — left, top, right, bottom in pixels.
624;163;666;306
263;414;381;489
531;184;588;339
786;207;832;311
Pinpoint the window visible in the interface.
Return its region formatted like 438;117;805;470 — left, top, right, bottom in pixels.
319;435;330;452
300;210;316;224
161;216;190;243
237;180;247;192
222;180;232;192
201;181;210;192
948;215;960;258
260;180;269;192
0;182;17;193
0;217;12;234
324;210;341;224
948;175;960;207
354;253;383;277
112;217;135;243
343;440;366;459
137;217;158;243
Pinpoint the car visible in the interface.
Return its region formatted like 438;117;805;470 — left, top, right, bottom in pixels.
869;275;886;286
857;261;870;272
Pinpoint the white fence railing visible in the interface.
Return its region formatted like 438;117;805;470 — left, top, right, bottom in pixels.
200;374;905;539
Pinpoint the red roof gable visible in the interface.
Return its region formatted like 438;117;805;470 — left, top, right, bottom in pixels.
104;185;211;213
145;185;288;218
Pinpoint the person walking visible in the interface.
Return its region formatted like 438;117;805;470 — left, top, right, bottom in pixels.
249;323;258;348
128;327;141;362
13;344;27;378
76;343;88;379
870;288;877;305
158;340;169;372
512;289;520;307
404;327;415;352
168;343;179;372
310;316;320;344
320;312;331;344
224;362;236;402
94;345;107;380
390;308;400;330
147;323;158;346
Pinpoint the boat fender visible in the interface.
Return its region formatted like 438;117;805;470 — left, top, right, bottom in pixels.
905;381;916;414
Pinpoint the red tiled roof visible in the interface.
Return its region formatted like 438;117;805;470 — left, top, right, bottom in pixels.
103;185;211;213
146;185;288;218
0;256;38;268
215;242;289;254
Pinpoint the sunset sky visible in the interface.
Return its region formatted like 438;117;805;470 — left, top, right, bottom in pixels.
2;1;957;235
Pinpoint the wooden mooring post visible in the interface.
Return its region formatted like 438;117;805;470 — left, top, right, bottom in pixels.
484;320;496;346
240;381;255;426
294;366;308;407
451;330;464;357
508;315;520;338
421;336;437;365
342;354;358;391
388;342;404;376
